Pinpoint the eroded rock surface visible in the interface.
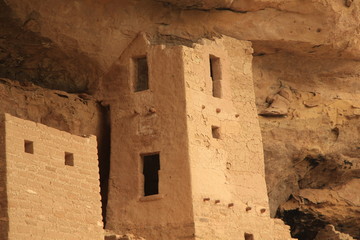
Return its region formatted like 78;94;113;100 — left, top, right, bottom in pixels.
3;0;360;70
279;180;360;239
254;53;360;239
0;78;101;134
0;1;102;92
1;0;360;239
315;225;356;240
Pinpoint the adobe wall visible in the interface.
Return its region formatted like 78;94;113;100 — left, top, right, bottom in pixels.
183;37;294;239
104;35;195;239
104;34;294;240
0;114;8;240
1;113;103;240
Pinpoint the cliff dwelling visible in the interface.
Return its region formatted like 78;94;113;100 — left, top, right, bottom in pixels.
1;0;360;240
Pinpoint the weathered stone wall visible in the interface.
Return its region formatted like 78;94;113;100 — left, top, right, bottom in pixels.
2;0;360;237
1;114;103;240
183;37;293;240
0;114;8;240
103;35;296;240
104;35;195;239
0;78;111;226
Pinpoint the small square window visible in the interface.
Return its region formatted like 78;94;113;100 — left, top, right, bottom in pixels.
65;152;74;166
244;233;254;240
24;140;34;154
211;126;221;139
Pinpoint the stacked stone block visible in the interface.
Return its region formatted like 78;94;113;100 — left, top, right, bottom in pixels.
0;113;103;240
104;34;295;240
0;114;8;240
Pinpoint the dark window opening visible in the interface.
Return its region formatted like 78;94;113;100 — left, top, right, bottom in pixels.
65;152;74;166
212;126;221;139
134;57;149;92
210;55;222;98
244;233;254;240
98;104;111;227
142;153;160;196
24;140;34;154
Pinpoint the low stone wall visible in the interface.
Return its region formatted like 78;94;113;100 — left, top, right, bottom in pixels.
1;114;103;240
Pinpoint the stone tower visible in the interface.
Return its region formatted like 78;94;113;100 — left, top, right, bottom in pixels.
103;33;294;240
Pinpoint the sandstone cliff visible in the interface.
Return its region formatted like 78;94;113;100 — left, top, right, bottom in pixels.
1;0;359;239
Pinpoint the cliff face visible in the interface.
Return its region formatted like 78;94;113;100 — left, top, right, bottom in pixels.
253;54;360;239
0;1;102;93
1;0;359;239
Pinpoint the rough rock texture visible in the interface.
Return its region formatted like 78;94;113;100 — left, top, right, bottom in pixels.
279;180;360;239
1;0;360;239
4;0;360;71
0;1;102;93
155;0;360;59
0;78;102;135
0;78;111;224
315;225;355;240
253;53;360;239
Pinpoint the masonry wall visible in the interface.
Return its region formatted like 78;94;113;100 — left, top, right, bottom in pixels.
0;114;8;240
103;34;294;240
183;37;294;240
105;35;195;239
2;113;103;240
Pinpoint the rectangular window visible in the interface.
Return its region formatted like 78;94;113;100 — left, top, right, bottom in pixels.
65;152;74;166
210;55;222;98
244;233;254;240
142;153;160;196
211;126;221;139
24;140;34;154
134;57;149;92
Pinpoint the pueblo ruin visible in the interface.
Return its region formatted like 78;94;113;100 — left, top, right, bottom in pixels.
0;1;359;240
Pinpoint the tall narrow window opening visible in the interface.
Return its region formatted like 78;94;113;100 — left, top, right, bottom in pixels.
142;153;160;196
244;233;254;240
210;55;222;98
134;57;149;92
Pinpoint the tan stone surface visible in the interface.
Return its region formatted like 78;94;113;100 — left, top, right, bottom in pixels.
0;1;102;93
103;34;294;240
253;52;360;238
4;0;360;75
0;113;103;240
184;37;269;239
1;0;359;238
0;79;111;234
104;33;195;239
315;225;355;240
184;36;295;240
0;114;7;240
0;78;103;136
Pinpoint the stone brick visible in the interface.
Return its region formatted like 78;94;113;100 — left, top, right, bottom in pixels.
104;34;293;240
0;113;104;240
